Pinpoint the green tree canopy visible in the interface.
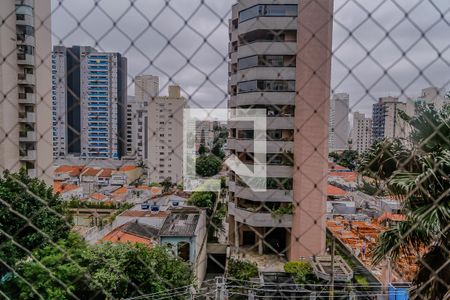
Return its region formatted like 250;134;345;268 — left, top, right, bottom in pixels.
195;154;222;177
198;143;207;156
0;169;71;275
2;234;193;300
370;106;450;299
330;150;358;170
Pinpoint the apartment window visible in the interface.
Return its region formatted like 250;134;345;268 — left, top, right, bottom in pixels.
239;4;297;23
238;80;295;93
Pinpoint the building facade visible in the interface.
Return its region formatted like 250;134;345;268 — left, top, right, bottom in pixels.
372;96;407;142
406;86;449;116
0;0;53;182
125;75;159;158
147;85;185;183
52;46;127;160
352;112;372;153
329;93;350;151
227;0;333;259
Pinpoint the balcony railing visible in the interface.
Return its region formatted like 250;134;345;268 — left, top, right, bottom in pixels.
228;202;292;227
19;131;37;142
18;92;36;104
20;150;37;161
18;112;36;123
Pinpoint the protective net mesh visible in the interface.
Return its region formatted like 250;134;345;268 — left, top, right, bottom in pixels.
0;0;449;299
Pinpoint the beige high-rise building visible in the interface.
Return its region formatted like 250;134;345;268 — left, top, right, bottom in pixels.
227;0;333;260
126;75;160;158
0;0;52;183
135;75;159;101
352;112;372;154
147;85;185;184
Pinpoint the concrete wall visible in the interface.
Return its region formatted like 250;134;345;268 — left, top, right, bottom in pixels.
290;0;334;259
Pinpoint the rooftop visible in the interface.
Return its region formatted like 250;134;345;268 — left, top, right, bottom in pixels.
54;165;84;177
90;193;107;201
82;167;101;177
98;168;114;178
112;186;128;195
377;212;406;223
53;182;80;194
102;221;159;245
159;209;201;237
119;165;138;172
327;184;347;197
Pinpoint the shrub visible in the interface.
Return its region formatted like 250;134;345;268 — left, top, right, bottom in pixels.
227;258;258;281
284;261;314;284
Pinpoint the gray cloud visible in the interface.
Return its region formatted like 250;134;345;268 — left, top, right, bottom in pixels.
51;0;450;114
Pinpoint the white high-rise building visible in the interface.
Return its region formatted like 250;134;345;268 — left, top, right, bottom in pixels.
352;112;372;153
147;85;185;183
125;75;159;159
0;0;53;183
329;93;350;151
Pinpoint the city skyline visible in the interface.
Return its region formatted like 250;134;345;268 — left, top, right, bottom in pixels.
50;0;450;115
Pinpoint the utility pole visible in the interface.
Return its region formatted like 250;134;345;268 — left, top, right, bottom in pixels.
330;236;335;299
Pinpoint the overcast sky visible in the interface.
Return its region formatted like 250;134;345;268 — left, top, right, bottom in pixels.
50;0;450;116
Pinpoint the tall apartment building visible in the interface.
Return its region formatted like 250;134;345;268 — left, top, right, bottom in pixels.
352;112;372;153
0;0;53;183
125;75;159;158
147;85;185;183
372;96;407;141
329;93;350;151
52;46;127;160
407;86;449;116
227;0;333;259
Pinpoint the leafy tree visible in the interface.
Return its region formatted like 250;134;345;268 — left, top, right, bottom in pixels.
2;233;94;300
87;243;193;299
196;154;222;177
211;142;225;160
188;192;225;242
2;235;193;300
372;106;450;299
188;191;216;212
0;169;71;275
160;177;172;193
357;139;411;188
198;143;207;156
330;150;359;170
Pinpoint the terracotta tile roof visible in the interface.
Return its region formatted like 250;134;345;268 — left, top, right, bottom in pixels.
327;184;347;196
137;185;151;190
328;162;349;171
98;168;113;178
82;167;100;177
152;187;162;195
101;222;159;245
53;182;63;193
53;182;80;194
329;171;358;183
90;193;107;201
119;165;137;172
378;212;406;223
54;165;83;177
112;187;128;195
